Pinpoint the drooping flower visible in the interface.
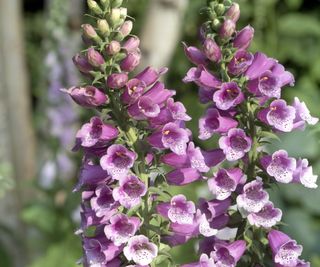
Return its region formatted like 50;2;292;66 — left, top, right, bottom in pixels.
112;175;147;209
123;235;158;265
292;159;318;189
100;144;137;180
261;150;296;183
233;25;254;50
183;42;209;66
183;65;221;89
228;50;254;76
104;214;141;245
292;97;319;130
237;178;269;214
203;37;222;63
219;128;252;161
181;253;215;267
213;82;244;110
208;168;243;200
247;202;282;228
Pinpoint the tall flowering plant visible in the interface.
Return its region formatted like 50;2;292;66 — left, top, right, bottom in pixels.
66;0;318;266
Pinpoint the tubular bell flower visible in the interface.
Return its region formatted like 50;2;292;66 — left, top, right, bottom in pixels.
228;50;254;76
233;25;254;50
213;82;244;110
100;144;137;180
123;235;158;266
203;37;222;63
112;175;147;209
219;128;252;161
247;202;282;228
292;97;319;130
292;159;318;188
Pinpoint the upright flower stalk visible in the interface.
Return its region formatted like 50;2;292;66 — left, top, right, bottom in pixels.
182;0;318;266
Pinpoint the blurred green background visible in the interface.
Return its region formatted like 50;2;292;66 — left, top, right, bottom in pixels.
0;0;319;266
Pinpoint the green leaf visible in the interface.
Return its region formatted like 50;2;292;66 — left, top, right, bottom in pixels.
259;131;281;142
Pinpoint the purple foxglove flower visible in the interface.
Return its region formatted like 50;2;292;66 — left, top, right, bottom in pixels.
135;67;167;87
236;178;269;213
211;240;246;267
213;82;244;110
203;38;222;63
112;175;147;209
181;254;215;267
199;108;238;140
271;62;295;87
225;3;240;23
268;230;303;267
87;48;105;67
73;53;93;74
292;97;319;130
292;159;318;188
219;19;236;39
228;50;254;76
166;167;202;185
75;117;119;148
106;40;121;55
83;236;123;266
104;214;141;245
123;36;140;52
167;98;192;121
202;149;226;168
245;52;277;80
100;144;137;180
183;42;209;66
128;96;160;120
219;128;252;161
81;204;111;229
121;78;146;105
62;86;108;108
143;81;175;106
295;260;311;267
258;100;296;132
183;65;221;89
261;150;296;183
106;73;128;89
233;25;254;50
119;20;133;37
148;122;189;155
199;87;215;104
198;198;231;220
123;235;158;265
247;201;282;228
120;51;141;72
90;184;118;218
208;168;243;200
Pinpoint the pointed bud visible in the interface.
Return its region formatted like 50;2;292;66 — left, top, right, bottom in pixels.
111;0;123;8
108;8;122;27
203;38;222;62
119;20;133;37
100;0;110;8
106;73;128;89
87;48;105;68
123;36;140;52
120;51;141;72
87;0;103;15
97;19;110;36
212;18;221;31
106;40;121;55
82;24;98;39
219;19;236;39
215;4;225;16
233;25;254;50
226;3;240;23
73;53;93;74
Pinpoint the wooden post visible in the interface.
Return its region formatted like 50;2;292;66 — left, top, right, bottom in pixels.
0;0;36;265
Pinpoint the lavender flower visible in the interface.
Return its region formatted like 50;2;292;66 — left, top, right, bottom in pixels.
293;159;318;188
213;82;244;110
247;202;282;228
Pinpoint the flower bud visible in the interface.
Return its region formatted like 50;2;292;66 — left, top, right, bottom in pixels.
119;7;127;19
87;48;105;68
219;19;236;39
120;51;141;72
109;8;122;27
225;3;240;23
119;20;133;37
82;24;98;39
123;36;140;52
100;0;110;8
87;0;103;15
215;4;225;16
106;73;128;89
212;18;221;31
73;53;93;73
203;38;222;62
106;40;121;55
97;19;110;37
111;0;123;8
233;25;254;50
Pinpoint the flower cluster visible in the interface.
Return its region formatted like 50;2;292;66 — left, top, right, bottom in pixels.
181;0;318;265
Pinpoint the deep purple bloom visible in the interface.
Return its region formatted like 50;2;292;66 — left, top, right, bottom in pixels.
208;168;243;200
73;53;93;74
107;73;129;89
225;3;240;23
293;159;318;188
121;78;146;105
87;48;105;67
219;19;236;39
213;82;244;110
219;128;252;161
245;52;277;80
181;254;215;267
247;202;282;228
75;117;119;148
128;96;161;120
135;67;167;87
123;235;158;265
167;98;192;121
183;65;221;89
199;108;238;140
166;168;202;185
62;86;108;108
100;144;137;180
203;38;222;63
113;175;147;209
228;50;254;76
123;36;140;52
142;81;175;106
258;100;296;132
237;178;269;213
268;230;303;267
183;43;209;66
120;51;141;72
292;97;319;130
233;25;254;50
147;122;189;155
261;150;296;183
104;214;141;245
211;240;246;267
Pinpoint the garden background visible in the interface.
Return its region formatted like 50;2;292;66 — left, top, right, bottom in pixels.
0;0;320;266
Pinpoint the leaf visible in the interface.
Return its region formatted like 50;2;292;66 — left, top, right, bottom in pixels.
259;131;281;142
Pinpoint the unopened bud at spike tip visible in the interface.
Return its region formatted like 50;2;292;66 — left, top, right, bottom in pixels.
97;19;110;37
82;24;98;39
111;0;123;8
87;0;103;15
100;0;110;9
87;48;105;68
119;20;133;38
219;19;236;39
215;4;225;16
109;8;122;27
225;3;240;23
106;40;121;55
